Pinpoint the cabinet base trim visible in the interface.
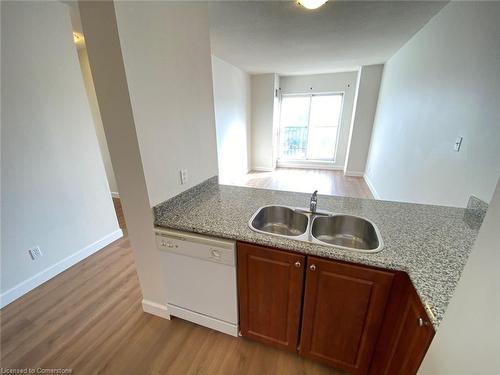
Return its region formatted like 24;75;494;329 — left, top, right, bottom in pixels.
167;303;239;337
142;299;171;320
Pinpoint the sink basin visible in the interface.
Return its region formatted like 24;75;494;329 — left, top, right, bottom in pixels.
250;206;308;237
311;215;382;252
248;205;384;253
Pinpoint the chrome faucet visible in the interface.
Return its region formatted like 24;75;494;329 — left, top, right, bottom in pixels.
310;190;318;213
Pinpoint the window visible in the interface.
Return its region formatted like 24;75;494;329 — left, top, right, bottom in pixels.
278;93;343;162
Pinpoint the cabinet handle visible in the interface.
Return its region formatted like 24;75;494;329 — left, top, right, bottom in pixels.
294;261;301;268
309;264;316;271
418;317;429;327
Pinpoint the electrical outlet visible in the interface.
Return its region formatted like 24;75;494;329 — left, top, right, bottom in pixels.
180;169;188;185
29;246;43;260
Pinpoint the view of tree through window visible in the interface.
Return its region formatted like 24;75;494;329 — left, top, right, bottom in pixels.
278;94;343;161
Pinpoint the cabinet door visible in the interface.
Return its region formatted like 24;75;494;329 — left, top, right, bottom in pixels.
369;273;435;375
300;257;394;375
237;242;305;352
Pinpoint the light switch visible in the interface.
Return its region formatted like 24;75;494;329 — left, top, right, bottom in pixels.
454;136;463;152
180;169;188;184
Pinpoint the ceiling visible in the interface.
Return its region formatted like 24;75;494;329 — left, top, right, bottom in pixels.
208;1;447;75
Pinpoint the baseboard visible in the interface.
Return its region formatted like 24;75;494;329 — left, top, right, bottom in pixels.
111;192;120;199
0;229;123;308
142;299;171;320
363;174;381;199
167;303;239;337
251;166;274;172
277;161;344;171
344;171;365;177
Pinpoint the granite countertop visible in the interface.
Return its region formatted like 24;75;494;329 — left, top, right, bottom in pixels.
153;177;486;329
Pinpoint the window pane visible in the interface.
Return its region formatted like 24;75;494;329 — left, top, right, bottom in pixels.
306;127;337;160
280;96;310;127
309;95;343;127
280;127;308;160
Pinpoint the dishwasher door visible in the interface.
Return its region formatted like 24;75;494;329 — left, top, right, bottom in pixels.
155;228;239;336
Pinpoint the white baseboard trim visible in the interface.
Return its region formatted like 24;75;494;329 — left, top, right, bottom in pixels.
142;299;171;320
277;161;344;171
251;166;274;172
111;192;120;199
363;174;381;199
167;303;239;337
0;229;123;308
344;171;365;177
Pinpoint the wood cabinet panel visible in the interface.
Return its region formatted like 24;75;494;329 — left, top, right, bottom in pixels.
300;257;394;375
237;242;305;352
236;242;434;374
369;273;435;375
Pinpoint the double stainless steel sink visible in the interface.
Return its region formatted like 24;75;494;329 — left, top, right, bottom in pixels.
249;205;383;253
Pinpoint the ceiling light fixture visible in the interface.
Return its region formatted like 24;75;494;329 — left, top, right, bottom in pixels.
297;0;328;10
73;32;84;44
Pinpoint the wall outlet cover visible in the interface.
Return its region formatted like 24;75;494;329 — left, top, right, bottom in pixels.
29;246;43;260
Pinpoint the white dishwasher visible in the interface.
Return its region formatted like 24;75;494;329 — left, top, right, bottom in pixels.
155;228;239;337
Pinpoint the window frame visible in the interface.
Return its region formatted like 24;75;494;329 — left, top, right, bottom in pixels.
277;92;345;163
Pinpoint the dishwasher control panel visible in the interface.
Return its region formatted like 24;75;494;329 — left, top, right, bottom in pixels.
155;228;236;266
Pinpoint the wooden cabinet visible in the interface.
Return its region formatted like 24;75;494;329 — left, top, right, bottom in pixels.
237;242;305;352
369;273;435;375
299;256;394;375
237;242;433;374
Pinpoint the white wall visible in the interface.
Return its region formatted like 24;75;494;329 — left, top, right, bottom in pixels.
77;48;119;196
211;55;251;181
365;2;500;207
1;1;121;306
272;74;281;170
344;65;383;176
279;72;358;169
78;0;168;315
114;2;219;207
251;73;279;171
419;179;500;374
0;1;2;267
79;2;220;310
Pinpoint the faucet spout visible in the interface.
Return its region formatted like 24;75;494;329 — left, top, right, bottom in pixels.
310;190;318;213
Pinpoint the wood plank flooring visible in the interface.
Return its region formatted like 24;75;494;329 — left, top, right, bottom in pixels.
112;197;126;229
1;232;344;374
220;168;373;199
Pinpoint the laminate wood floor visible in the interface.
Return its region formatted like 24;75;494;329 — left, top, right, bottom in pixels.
220;168;373;199
0;232;345;375
112;197;126;229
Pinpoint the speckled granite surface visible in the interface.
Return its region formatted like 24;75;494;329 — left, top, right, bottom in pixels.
153;177;486;329
464;195;489;229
